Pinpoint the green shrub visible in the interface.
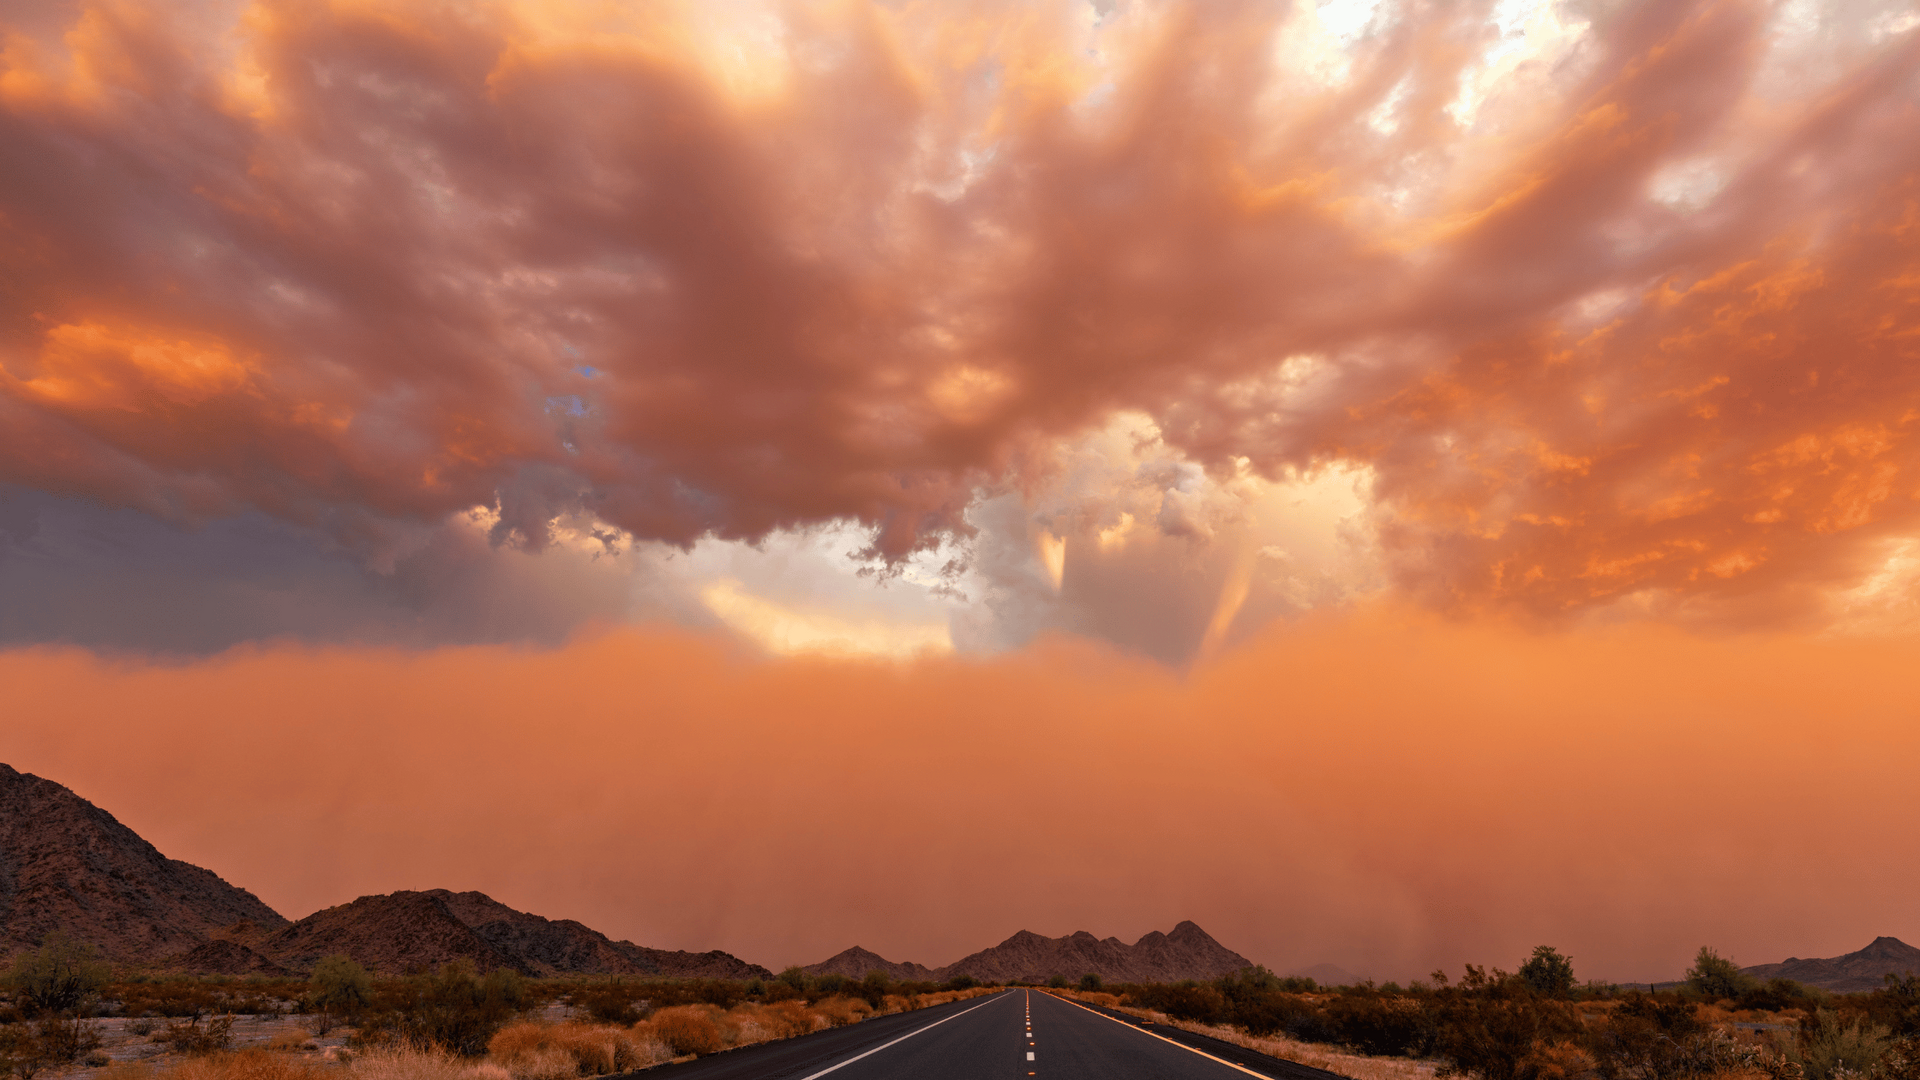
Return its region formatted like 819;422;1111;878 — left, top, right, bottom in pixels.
3;935;108;1018
306;955;373;1033
1518;948;1576;999
1079;973;1104;992
1782;1008;1893;1080
1683;947;1759;1002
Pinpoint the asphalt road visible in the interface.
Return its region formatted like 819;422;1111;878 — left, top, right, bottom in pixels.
633;988;1350;1080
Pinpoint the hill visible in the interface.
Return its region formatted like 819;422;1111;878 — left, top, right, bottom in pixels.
258;889;772;978
0;764;289;964
0;763;769;979
805;921;1255;985
1745;937;1920;992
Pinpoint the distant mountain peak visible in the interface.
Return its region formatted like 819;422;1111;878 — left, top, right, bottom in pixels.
806;921;1255;986
1745;937;1920;992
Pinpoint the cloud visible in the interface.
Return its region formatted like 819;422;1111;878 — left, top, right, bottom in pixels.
0;0;1915;651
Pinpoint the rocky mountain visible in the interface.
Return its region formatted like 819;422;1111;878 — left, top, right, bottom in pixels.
806;921;1255;985
1;763;769;979
805;946;940;982
1745;937;1920;992
0;764;289;964
256;889;771;979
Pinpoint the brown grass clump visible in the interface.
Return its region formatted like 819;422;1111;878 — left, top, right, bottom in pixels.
487;1022;661;1078
265;1029;318;1053
810;996;873;1028
644;1007;722;1057
134;1050;334;1080
347;1048;513;1080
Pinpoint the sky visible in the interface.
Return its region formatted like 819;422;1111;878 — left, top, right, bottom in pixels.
1;0;1917;983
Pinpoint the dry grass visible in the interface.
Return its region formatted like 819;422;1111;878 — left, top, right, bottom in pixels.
80;986;1004;1080
486;1023;666;1078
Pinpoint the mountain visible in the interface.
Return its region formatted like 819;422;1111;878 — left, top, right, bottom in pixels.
804;946;940;982
0;764;289;963
258;889;772;979
1745;937;1920;992
805;921;1255;985
0;764;769;979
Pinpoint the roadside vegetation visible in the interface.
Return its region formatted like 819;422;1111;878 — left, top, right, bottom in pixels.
0;942;996;1080
1070;947;1920;1080
4;936;1917;1080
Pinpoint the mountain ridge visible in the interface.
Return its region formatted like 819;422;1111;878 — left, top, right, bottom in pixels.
1745;936;1920;992
803;920;1256;985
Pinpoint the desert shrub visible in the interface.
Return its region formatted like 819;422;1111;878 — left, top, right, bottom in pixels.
1682;948;1759;1003
374;962;531;1057
1874;975;1920;1038
570;981;645;1026
487;1021;653;1077
1737;979;1820;1013
1145;984;1230;1025
1080;974;1104;992
1326;991;1427;1057
1519;949;1577;1000
1585;993;1701;1080
154;1015;237;1056
117;982;225;1020
305;957;373;1033
346;1047;514;1080
756;1000;814;1039
647;1007;721;1056
156;1048;336;1080
812;975;849;998
809;996;871;1029
1427;965;1578;1080
4;935;109;1018
1781;1008;1893;1080
1046;975;1070;989
856;971;893;1008
943;975;979;991
128;1018;161;1036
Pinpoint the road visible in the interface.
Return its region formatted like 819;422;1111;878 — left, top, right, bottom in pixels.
634;988;1348;1080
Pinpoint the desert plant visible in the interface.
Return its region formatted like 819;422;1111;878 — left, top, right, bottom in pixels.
395;962;530;1057
154;1015;236;1056
4;934;109;1018
1079;973;1104;992
1427;965;1577;1080
1518;948;1576;999
1781;1008;1892;1080
128;1018;160;1036
647;1007;721;1056
1682;948;1758;1002
306;956;373;1033
1326;991;1427;1057
1585;992;1704;1080
570;980;644;1026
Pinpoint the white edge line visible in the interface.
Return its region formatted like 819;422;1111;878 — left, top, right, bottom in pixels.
797;991;1011;1080
1040;991;1279;1079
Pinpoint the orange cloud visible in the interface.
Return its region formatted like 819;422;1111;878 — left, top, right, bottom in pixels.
0;0;1914;630
3;613;1915;981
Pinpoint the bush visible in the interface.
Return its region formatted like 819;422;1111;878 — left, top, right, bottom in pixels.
1683;948;1759;1002
1427;965;1577;1080
1079;973;1104;992
569;981;644;1026
1326;991;1426;1056
307;957;374;1032
380;962;530;1057
154;1015;236;1056
4;935;109;1018
1585;993;1705;1080
1518;948;1576;999
1783;1008;1893;1080
647;1008;721;1056
487;1021;654;1076
943;975;978;991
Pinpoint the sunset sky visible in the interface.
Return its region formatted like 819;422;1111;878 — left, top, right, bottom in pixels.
2;0;1917;984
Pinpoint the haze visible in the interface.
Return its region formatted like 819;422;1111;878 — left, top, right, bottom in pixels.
1;0;1916;983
